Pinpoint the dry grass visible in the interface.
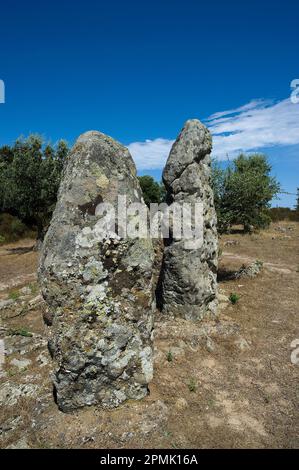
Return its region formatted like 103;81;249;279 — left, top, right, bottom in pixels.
0;222;298;449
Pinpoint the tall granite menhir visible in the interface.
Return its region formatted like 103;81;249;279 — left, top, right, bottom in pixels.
161;119;218;320
39;131;154;412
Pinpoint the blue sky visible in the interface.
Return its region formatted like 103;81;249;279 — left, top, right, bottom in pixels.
0;0;298;206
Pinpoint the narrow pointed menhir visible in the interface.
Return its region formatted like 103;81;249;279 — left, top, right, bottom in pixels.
39;131;154;412
160;119;218;320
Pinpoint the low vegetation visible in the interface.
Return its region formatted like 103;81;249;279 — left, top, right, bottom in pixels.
269;207;299;222
8;289;20;301
9;327;33;337
166;350;173;362
229;293;240;305
0;213;36;244
187;378;197;392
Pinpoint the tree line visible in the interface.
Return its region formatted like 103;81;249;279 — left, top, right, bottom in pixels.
0;134;297;243
0;135;68;241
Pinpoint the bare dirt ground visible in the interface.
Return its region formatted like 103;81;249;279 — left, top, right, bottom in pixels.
0;222;298;449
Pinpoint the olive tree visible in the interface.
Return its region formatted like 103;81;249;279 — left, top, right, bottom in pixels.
0;135;68;240
212;153;280;232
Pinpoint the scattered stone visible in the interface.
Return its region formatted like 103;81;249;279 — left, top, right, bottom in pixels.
82;435;95;444
224;240;240;247
29;294;43;306
0;299;14;310
235;260;263;279
160;119;218;320
175;397;188;410
234;337;251;351
38;130;155;412
4;335;33;355
22;373;44;384
140;400;168;434
36;353;49;367
4;334;47;356
275;225;294;233
0;382;39;406
20;286;31;296
10;358;32;370
121;431;134;442
6;437;30;449
205;336;215;352
0;274;37;293
0;416;22;437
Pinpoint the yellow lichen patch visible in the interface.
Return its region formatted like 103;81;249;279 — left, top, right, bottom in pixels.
90;163;109;189
96;174;109;189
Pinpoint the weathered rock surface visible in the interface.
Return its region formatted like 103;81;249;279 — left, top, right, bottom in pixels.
235;260;263;279
38;131;154;412
160;119;218;320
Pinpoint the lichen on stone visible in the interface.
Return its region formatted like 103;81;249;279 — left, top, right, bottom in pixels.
38;130;154;412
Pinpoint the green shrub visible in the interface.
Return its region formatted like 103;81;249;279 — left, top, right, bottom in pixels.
166;350;173;362
10;218;27;236
9;327;33;337
8;289;20;301
0;213;35;243
229;293;240;305
138;175;166;207
187;378;197;392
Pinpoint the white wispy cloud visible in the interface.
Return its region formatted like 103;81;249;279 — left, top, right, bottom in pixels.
207;99;270;121
209;98;299;159
127;97;299;169
128;138;174;170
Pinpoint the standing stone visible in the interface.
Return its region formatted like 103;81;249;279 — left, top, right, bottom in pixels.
160;119;218;320
38;131;154;412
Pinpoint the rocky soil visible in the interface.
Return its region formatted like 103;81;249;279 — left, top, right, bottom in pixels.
0;222;298;448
